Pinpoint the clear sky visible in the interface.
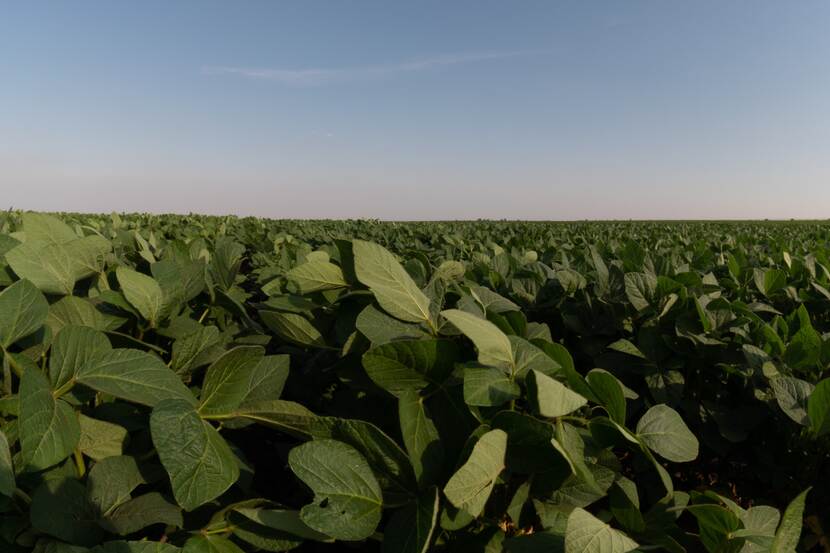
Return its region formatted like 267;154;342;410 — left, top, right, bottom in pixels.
2;1;829;219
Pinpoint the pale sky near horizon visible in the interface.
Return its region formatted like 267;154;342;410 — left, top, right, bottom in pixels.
1;1;829;220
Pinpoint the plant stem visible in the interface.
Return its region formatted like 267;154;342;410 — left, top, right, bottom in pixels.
53;378;76;399
13;488;31;505
74;449;86;478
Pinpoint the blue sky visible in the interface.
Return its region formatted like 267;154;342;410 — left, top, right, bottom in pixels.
2;1;829;219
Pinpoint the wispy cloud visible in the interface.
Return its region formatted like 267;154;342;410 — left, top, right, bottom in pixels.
203;50;535;85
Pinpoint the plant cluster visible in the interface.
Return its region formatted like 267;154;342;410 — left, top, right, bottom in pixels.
0;212;827;552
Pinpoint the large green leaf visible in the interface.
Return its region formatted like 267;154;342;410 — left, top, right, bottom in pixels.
19;212;78;246
0;430;14;497
353;239;433;325
564;507;638;553
169;325;223;376
92;541;182;553
624;272;657;312
78;414;128;460
443;429;507;517
199;346;265;416
771;487;810;553
635;404;699;463
150;399;240;511
552;421;604;497
441;309;514;371
356;304;430;344
49;325;111;389
463;366;520;407
287;261;347;294
222;399;319;438
586;369;627;423
229;507;331;550
77;348;196;407
47;295;126;334
260;311;327;348
182;535;245;553
6;241;76;295
527;369;587;418
288;439;383;541
98;492;183;535
116;267;165;326
306;417;418;505
0;278;49;349
87;455;147;516
19;367;80;472
399;391;444;488
770;377;814;426
363;339;456;396
807;378;830;437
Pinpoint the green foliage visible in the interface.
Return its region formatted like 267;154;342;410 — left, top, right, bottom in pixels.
0;213;826;551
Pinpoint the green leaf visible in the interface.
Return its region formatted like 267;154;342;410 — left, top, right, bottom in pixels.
363;339;456;396
807;378;830;437
784;325;822;371
382;487;440;553
226;399;319;438
66;235;111;281
287;261;348;294
754;268;787;297
770;377;814;426
230;507;331;549
512;336;563;379
443;429;507;517
87;455;147;516
19;212;78;245
98;492;183;535
116;267;165;326
0;430;14;497
169;325;224;377
356;304;430;344
77;348;196;407
47;295;126;334
399;391;444;488
586;369;627;423
209;236;245;292
78;414;128;461
564;507;638;553
353;239;433;325
636;404;699;463
527;370;587;418
552;421;604;497
491;411;562;474
624;272;657;312
6;241;77;295
771;487;810;553
19;367;80;471
150;399;240;511
50;325;112;389
260;311;327;348
607;339;648;359
199;346;265;416
735;505;780;552
306;417;417;505
30;477;103;546
288;439;383;541
464;366;520;407
0;278;49;349
92;541;181;553
182;535;245;553
608;478;645;533
442;309;514;371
